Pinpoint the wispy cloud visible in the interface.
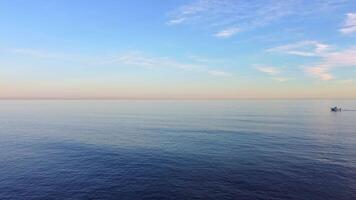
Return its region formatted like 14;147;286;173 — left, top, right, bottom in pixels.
167;0;295;35
339;79;353;84
271;77;291;82
113;52;233;77
167;0;348;37
269;40;356;80
323;48;356;66
208;70;232;77
7;48;233;78
255;66;281;75
255;65;291;82
107;51;199;70
166;18;186;25
214;27;240;38
340;13;356;34
267;40;330;56
304;48;356;80
6;48;201;70
187;54;225;64
304;66;334;80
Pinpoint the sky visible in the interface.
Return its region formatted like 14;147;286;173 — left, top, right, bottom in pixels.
0;0;356;99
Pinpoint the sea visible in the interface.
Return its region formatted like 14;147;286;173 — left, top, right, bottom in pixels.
0;100;355;200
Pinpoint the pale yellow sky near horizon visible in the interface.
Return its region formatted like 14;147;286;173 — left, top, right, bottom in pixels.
1;79;355;99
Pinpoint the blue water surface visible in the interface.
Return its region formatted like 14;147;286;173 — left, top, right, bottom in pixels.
0;100;355;200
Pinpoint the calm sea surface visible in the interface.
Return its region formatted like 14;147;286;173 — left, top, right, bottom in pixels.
0;100;355;200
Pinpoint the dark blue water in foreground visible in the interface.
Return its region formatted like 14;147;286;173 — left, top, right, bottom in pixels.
0;100;355;200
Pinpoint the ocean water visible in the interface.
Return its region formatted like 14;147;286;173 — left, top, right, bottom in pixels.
0;100;355;200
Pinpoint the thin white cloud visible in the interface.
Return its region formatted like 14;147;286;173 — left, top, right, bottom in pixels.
256;66;281;75
110;52;233;78
167;0;295;33
269;40;356;80
167;0;349;37
340;13;356;34
103;51;200;70
271;77;291;82
8;48;234;78
323;48;356;66
214;27;240;38
255;65;291;82
339;79;353;84
267;40;330;57
167;18;186;25
304;66;334;80
303;47;356;80
208;70;232;77
188;55;224;63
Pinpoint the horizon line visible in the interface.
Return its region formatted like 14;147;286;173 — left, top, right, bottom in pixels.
1;98;355;100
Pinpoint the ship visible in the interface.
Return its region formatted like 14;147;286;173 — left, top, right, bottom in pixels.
331;106;341;112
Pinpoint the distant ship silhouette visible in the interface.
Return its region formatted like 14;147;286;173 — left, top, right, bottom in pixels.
331;106;341;112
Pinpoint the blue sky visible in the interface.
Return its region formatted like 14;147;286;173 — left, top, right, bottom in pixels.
1;0;356;99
